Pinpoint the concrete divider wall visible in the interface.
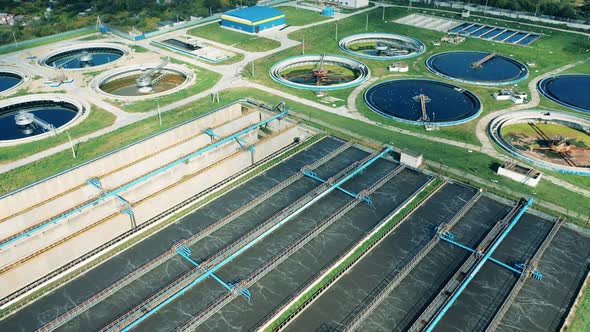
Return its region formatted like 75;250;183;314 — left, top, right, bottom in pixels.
120;132;258;205
0;106;249;237
266;117;295;133
0;197;120;270
0;103;243;218
0;213;130;300
98;110;259;190
253;126;306;164
133;152;254;225
0;186;98;241
0;125;303;299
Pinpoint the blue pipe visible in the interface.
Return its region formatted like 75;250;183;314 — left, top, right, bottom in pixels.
117;146;392;332
439;236;523;275
425;197;533;332
176;246;245;296
303;170;372;204
0;111;287;250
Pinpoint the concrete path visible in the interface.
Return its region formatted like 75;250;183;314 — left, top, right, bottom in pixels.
1;2;589;200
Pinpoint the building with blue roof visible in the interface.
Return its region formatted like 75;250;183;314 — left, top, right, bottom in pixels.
221;6;285;34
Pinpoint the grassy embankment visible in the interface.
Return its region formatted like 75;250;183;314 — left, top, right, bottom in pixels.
3;87;588;221
188;23;281;52
245;6;589;147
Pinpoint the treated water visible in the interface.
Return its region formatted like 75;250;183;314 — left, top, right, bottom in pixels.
427;51;527;84
44;47;123;69
539;74;590;113
0;105;76;140
0;73;21;92
365;79;481;124
0;137;349;331
286;183;478;331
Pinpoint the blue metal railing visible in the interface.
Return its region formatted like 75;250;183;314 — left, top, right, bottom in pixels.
303;169;372;205
424;197;534;332
175;243;251;300
0;110;287;250
438;232;542;278
117;146;393;332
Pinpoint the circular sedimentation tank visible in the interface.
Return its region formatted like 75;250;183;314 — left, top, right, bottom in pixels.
92;63;195;100
538;74;590;114
364;79;482;126
270;54;370;91
0;94;88;145
489;110;590;176
39;43;129;70
0;68;27;94
425;51;528;86
338;33;426;60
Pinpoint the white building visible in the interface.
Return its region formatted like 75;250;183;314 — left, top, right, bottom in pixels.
327;0;368;9
497;162;541;187
388;62;409;72
493;89;527;104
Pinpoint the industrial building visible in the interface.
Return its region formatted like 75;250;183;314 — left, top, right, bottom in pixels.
326;0;369;9
220;6;285;34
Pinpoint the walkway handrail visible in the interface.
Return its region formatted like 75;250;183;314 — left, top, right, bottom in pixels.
339;190;482;332
414;197;533;332
178;164;405;331
485;216;563;332
100;147;392;332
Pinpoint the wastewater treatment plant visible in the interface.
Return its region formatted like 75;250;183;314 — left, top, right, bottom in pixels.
0;3;589;332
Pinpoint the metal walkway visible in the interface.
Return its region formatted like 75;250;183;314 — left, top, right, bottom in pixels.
339;190;483;332
178;164;406;331
408;197;533;332
101;147;393;332
0;110;288;250
485;217;563;332
35;140;352;332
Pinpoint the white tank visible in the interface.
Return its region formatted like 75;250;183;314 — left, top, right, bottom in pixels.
14;112;34;127
79;51;93;62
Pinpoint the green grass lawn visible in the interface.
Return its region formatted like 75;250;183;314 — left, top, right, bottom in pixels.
568;284;590;332
279;6;331;26
131;45;149;53
114;59;221;113
7;86;588;220
245;5;589;151
188;23;281;52
0;106;116;164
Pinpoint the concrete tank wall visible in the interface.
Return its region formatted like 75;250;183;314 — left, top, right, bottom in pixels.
0;106;249;239
0;197;120;269
0;213;130;300
1;129;259;264
0;124;304;299
0;103;243;218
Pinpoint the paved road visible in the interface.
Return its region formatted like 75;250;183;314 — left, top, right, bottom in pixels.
1;2;588;200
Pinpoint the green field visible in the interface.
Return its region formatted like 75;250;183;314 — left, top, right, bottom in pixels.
0;106;116;164
279;6;331;26
4;87;588;221
568;284;590;331
115;59;221;113
244;5;589;155
188;23;281;52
